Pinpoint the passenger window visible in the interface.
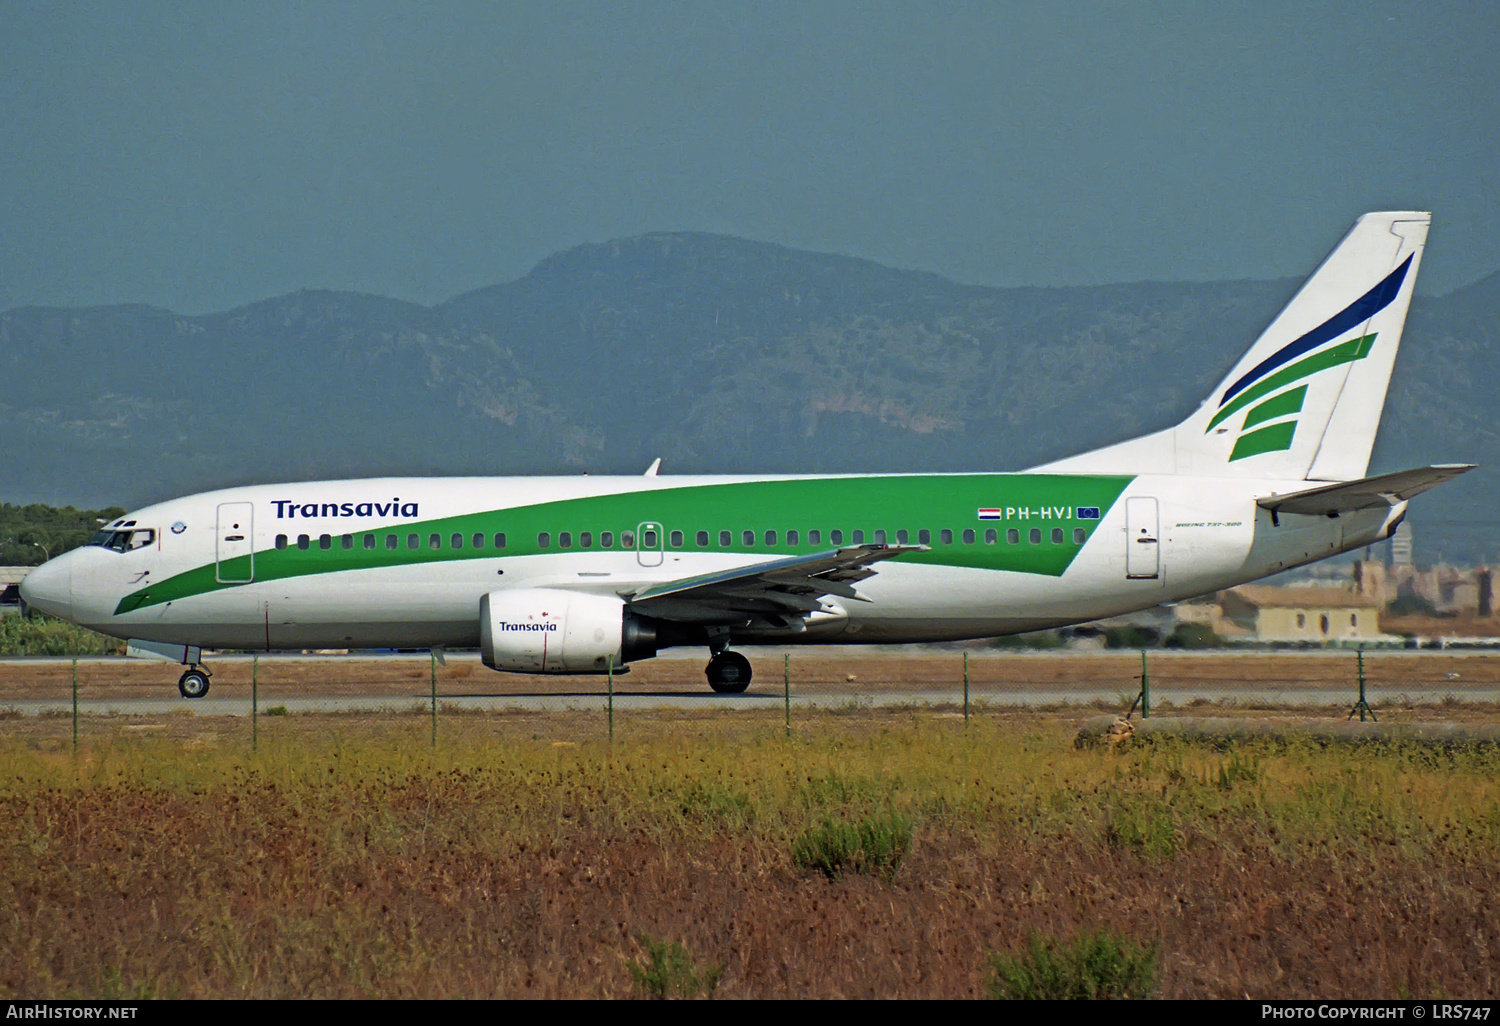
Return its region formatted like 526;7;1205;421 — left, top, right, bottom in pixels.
407;534;419;550
809;530;822;546
428;534;441;550
319;534;332;550
989;529;1001;544
451;533;464;549
765;530;777;546
787;529;799;546
386;534;398;550
720;530;732;547
851;530;863;544
472;533;486;549
938;529;950;545
670;530;683;547
560;532;573;548
538;532;551;548
622;531;636;547
581;531;593;548
364;534;376;550
601;531;614;548
919;529;932;545
297;535;310;550
696;530;709;547
962;529;975;544
1003;529;1016;544
874;529;886;544
896;529;908;544
341;534;353;550
494;533;506;549
1073;528;1086;544
276;534;288;550
1051;528;1064;544
1029;529;1041;544
832;529;844;545
742;530;755;546
642;529;657;547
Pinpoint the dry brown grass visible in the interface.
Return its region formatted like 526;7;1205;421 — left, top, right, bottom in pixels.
0;715;1497;999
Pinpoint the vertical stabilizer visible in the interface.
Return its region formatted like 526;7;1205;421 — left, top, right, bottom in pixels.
1036;212;1429;481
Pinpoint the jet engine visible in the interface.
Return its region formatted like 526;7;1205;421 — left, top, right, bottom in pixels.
480;588;664;673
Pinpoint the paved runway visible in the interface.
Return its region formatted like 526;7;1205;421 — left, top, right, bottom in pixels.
5;649;1499;717
7;685;1500;717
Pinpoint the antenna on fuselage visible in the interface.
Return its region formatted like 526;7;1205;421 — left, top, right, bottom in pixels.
643;458;661;477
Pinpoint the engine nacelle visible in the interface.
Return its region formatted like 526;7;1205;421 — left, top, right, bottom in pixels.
480;588;659;674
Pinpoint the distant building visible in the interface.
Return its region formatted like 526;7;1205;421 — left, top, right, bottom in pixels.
1221;586;1383;642
1390;522;1414;567
0;566;31;615
1352;560;1389;605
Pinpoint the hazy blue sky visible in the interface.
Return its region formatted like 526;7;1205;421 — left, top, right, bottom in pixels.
2;1;1497;313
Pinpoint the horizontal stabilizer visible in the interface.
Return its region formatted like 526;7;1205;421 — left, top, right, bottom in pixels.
1257;464;1474;517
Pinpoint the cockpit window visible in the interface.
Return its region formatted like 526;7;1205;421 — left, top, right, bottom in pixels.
87;528;155;553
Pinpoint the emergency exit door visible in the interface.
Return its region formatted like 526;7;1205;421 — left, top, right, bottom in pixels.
1125;497;1160;580
636;521;664;567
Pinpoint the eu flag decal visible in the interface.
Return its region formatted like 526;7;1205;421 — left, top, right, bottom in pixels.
1076;507;1101;520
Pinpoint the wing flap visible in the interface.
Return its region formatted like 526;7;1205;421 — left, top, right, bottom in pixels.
629;544;924;623
1258;464;1474;517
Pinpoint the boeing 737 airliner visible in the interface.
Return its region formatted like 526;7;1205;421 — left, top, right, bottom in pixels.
20;212;1471;697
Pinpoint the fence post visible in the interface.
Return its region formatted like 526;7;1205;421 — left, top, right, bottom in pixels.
963;650;970;726
71;657;78;752
1347;646;1376;722
784;653;791;739
1140;650;1151;719
252;655;259;752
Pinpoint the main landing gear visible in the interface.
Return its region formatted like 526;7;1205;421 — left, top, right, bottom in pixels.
705;651;752;694
178;665;211;699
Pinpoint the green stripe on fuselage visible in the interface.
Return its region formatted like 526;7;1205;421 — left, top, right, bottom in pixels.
114;474;1135;614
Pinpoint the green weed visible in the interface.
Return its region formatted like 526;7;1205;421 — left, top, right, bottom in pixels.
986;927;1161;1000
791;810;913;880
628;933;723;999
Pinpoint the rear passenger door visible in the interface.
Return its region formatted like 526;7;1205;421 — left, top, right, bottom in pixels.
1125;497;1159;580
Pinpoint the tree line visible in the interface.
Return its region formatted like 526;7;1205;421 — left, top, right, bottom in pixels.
0;503;126;566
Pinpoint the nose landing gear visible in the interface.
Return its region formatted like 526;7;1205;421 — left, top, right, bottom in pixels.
705;651;752;694
177;666;212;699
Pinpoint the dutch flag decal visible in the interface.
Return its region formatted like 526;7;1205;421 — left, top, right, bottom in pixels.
977;508;1002;520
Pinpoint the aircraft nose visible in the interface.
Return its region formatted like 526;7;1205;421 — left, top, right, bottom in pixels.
18;557;73;621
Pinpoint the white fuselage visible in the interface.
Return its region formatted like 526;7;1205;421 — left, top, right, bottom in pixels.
20;472;1399;656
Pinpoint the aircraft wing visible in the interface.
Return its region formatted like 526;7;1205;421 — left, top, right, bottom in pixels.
1258;464;1474;517
627;544;925;627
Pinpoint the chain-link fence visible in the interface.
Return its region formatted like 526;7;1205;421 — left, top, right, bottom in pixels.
4;647;1500;750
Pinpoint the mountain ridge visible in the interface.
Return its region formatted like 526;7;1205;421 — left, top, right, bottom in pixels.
3;232;1493;562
